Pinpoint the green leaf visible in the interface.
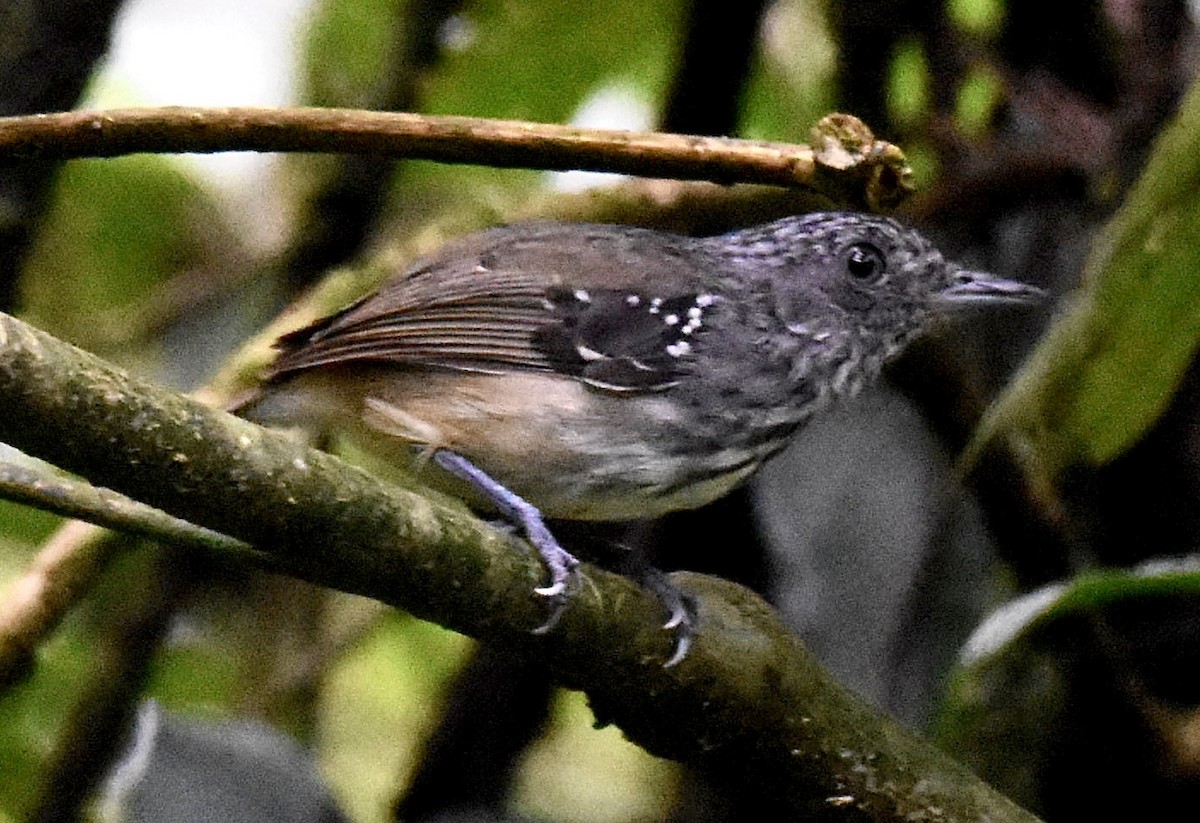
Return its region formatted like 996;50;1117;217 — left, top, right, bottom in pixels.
970;75;1200;476
959;556;1200;665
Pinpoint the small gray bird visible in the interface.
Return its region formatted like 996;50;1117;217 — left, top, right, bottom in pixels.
239;212;1042;628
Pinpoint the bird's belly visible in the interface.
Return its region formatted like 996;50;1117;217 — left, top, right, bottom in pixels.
269;367;797;521
340;370;785;520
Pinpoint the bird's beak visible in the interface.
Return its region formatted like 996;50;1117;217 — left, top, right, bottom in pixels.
936;268;1047;306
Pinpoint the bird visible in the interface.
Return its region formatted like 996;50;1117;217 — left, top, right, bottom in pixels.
236;212;1043;649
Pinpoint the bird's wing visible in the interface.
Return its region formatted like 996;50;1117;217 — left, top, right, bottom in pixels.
266;222;725;393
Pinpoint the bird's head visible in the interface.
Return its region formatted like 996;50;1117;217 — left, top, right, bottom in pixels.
715;212;1045;362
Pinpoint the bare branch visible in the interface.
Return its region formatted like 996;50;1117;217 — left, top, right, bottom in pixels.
0;108;913;210
0;459;246;554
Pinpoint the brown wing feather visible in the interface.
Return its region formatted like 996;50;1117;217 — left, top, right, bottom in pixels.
266;222;724;390
268;294;554;377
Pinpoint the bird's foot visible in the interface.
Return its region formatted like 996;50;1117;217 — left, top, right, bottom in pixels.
433;450;581;632
636;564;697;667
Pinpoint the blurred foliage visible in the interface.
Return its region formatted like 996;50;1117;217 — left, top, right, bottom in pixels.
0;499;61;572
887;39;930;131
948;0;1004;35
303;0;409;109
0;622;96;815
513;690;677;822
0;542;156;816
19;156;243;372
955;65;1002;137
318;612;471;821
739;0;836;143
935;638;1066;812
422;0;683;123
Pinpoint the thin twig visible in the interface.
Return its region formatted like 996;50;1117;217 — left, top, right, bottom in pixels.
0;107;913;210
0;460;247;554
0;521;117;687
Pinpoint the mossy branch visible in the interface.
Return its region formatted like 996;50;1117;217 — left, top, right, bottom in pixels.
0;460;246;554
0;311;1039;821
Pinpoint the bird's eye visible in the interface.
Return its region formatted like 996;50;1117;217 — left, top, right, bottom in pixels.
844;242;886;282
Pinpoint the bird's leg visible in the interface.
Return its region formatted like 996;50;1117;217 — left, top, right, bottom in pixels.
432;450;580;633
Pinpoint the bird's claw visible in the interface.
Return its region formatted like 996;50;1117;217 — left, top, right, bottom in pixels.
662;630;692;669
533;580;567;598
662;601;688;631
531;548;580;634
661;598;696;668
639;566;697;667
531;596;568;635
